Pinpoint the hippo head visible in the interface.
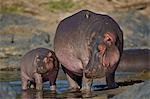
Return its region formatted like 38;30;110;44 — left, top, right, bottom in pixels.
34;52;54;74
85;32;120;78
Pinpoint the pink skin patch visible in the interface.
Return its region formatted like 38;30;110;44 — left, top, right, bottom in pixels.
98;32;119;68
98;44;106;55
104;32;116;45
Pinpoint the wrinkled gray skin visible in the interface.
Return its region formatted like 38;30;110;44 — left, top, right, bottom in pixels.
54;10;123;92
21;48;59;91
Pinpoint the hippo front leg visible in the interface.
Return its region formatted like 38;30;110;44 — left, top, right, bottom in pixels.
48;70;58;91
81;71;93;92
22;79;28;90
33;73;43;90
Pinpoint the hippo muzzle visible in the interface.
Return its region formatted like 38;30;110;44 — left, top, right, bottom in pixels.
34;55;50;74
36;65;48;74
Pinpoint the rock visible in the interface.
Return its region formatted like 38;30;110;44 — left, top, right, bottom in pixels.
0;13;54;70
111;80;150;99
0;13;44;30
111;11;149;48
30;31;52;47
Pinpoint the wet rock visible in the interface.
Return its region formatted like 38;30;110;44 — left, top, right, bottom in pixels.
0;13;44;30
111;80;150;99
30;31;52;48
0;13;55;70
0;84;16;99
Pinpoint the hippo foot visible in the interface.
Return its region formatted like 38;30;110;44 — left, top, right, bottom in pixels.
68;87;80;92
30;84;35;89
50;85;56;91
81;87;91;93
36;84;43;90
107;82;119;89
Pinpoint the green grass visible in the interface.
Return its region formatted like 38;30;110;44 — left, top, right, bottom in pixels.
0;5;24;13
47;0;76;12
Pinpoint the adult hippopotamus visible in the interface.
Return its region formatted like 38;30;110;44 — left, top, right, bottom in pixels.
54;10;123;91
21;48;59;91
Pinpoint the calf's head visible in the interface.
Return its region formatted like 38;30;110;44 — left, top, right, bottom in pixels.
34;52;54;74
85;32;120;78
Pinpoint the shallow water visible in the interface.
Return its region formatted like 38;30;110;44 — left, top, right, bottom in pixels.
0;69;148;99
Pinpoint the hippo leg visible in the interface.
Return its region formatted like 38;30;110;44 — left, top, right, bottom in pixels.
33;73;43;90
22;79;28;90
21;72;30;90
48;70;58;91
62;66;81;92
81;72;93;92
66;73;81;91
105;64;118;89
106;72;118;89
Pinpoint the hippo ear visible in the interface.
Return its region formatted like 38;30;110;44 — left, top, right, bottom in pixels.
35;54;39;58
44;52;53;63
34;54;39;65
104;32;116;46
47;52;52;58
101;45;120;67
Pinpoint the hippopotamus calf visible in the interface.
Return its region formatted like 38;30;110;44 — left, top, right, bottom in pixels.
54;10;123;92
21;48;59;91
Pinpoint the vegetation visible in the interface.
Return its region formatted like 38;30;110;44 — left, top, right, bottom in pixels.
0;4;24;13
46;0;78;12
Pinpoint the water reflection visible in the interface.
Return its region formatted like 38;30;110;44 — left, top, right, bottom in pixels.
22;90;57;99
0;71;149;99
21;89;99;98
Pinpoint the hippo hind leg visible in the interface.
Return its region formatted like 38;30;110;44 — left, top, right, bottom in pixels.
33;73;43;90
106;72;118;89
66;73;82;92
105;65;118;89
62;66;82;92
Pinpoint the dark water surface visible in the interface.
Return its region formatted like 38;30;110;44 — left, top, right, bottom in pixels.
0;69;148;99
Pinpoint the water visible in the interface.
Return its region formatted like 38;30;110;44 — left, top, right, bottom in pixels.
0;70;148;99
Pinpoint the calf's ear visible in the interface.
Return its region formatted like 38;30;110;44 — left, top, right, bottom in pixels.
44;52;53;63
47;52;52;57
34;54;39;65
